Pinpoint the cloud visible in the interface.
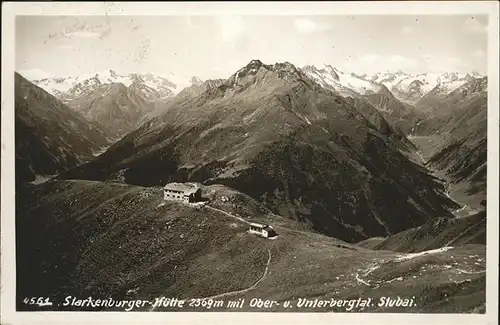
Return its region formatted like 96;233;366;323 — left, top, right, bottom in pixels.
340;53;475;74
64;31;101;39
294;18;331;34
464;17;487;34
18;68;54;80
346;53;475;74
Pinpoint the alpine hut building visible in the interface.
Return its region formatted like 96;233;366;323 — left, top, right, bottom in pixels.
248;222;277;238
164;182;202;203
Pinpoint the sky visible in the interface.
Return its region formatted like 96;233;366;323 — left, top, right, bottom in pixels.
16;15;488;81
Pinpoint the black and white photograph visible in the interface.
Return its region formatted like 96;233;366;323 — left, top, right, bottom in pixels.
1;2;499;325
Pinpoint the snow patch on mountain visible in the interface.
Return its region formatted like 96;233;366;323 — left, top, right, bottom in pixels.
370;71;484;103
31;70;196;100
302;65;381;97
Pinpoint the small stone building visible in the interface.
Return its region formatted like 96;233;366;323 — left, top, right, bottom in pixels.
248;222;277;238
164;182;202;203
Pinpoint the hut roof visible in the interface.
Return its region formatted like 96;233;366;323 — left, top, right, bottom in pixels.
164;182;200;195
249;222;269;229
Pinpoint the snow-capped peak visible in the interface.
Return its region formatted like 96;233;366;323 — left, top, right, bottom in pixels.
302;64;381;97
28;71;200;101
370;70;484;103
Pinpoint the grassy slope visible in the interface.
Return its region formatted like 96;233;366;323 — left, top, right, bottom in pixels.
16;180;485;313
371;211;486;253
356;237;386;249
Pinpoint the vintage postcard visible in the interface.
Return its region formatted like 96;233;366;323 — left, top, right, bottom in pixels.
1;2;499;325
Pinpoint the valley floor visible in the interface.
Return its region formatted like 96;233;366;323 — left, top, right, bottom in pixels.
408;135;483;217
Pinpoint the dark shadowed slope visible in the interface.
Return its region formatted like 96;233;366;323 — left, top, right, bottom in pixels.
344;97;417;153
414;77;487;209
15;72;110;182
17;180;485;313
364;84;424;135
59;60;456;242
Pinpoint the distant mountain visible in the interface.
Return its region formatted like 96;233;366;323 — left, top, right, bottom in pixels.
369;70;410;88
416;77;487;209
302;65;423;134
305;68;481;106
30;70;206;137
177;78;226;98
137;78;228;126
413;73;478;115
371;71;482;105
59;59;456;242
413;77;487;135
302;64;381;97
32;70;194;101
15;72;110;182
64;82;157;138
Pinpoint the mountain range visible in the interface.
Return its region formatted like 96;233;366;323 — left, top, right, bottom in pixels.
16;60;487;239
32;70;192;100
30;71;203;137
30;67;483;111
55;59;457;242
301;65;482;104
301;66;484;134
14;57;488;313
371;70;482;105
25;67;484;140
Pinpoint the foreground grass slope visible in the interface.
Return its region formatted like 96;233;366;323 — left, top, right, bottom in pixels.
17;180;485;313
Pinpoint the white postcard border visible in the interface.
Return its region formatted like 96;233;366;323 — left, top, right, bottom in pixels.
1;2;499;325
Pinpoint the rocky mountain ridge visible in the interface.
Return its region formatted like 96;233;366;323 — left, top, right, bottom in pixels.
58;59;457;242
